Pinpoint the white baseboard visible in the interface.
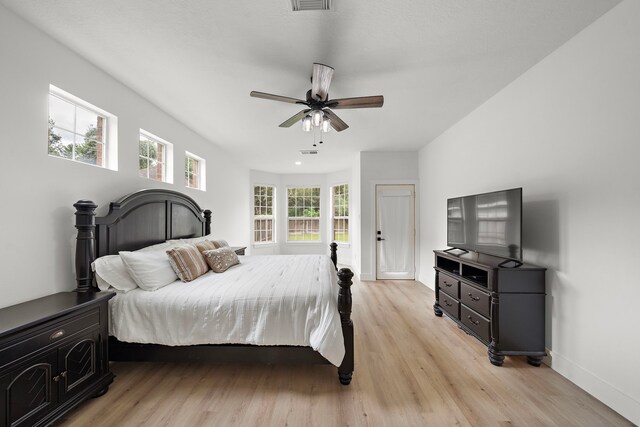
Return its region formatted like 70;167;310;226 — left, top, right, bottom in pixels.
359;273;375;281
548;349;639;425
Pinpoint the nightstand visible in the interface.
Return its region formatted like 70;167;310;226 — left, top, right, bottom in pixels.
0;291;114;426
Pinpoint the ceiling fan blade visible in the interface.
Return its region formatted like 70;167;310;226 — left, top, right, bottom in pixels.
327;95;384;109
323;109;349;132
279;109;311;128
311;63;334;102
250;91;306;104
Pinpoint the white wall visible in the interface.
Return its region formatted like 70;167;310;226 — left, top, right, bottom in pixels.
0;5;250;309
358;152;419;280
350;153;362;277
418;0;640;423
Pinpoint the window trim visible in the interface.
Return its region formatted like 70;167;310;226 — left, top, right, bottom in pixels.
252;184;276;245
286;186;322;243
185;151;206;191
331;183;350;245
139;129;174;183
48;84;118;171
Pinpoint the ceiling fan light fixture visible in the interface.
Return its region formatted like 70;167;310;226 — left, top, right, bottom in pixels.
322;117;331;132
302;116;312;132
311;110;323;127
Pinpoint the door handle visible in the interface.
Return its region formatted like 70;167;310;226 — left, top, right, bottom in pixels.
377;237;385;241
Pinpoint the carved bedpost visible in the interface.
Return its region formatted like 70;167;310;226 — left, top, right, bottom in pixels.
337;267;354;385
330;242;338;270
74;200;97;292
203;209;212;235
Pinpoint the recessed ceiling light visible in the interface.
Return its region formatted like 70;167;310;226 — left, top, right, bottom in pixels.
295;161;302;165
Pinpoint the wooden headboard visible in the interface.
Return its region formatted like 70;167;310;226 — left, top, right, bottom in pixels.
74;189;211;291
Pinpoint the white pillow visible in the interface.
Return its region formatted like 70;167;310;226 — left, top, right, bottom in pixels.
119;250;178;291
169;233;215;245
136;241;176;252
91;255;138;293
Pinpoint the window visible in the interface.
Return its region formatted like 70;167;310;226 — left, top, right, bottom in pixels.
48;85;117;170
139;130;173;183
253;185;275;244
332;184;349;243
287;187;321;242
185;151;206;191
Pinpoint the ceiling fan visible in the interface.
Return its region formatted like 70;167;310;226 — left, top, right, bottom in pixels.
250;63;384;132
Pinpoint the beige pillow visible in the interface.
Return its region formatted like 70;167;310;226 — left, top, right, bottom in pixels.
202;247;240;273
195;239;218;253
166;244;209;282
212;239;229;248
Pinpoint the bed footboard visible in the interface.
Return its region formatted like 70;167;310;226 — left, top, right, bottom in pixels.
337;267;354;385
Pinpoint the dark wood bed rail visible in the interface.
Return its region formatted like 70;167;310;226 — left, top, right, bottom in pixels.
73;189;355;384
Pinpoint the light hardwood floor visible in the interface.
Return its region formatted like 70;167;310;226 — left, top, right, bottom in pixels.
58;278;631;426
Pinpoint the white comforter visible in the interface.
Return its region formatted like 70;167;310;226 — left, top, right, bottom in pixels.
109;254;345;366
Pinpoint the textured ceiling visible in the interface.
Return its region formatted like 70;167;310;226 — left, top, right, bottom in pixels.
1;0;621;173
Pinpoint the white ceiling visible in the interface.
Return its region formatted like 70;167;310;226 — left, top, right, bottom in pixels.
1;0;620;173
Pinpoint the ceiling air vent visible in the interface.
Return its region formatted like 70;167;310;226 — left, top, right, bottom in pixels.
290;0;332;12
300;150;319;155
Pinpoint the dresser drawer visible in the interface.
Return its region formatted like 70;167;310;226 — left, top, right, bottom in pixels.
461;306;490;343
440;293;459;319
0;309;100;367
438;272;459;299
460;282;491;318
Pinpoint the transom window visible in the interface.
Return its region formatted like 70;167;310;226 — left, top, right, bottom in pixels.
254;185;275;244
48;85;116;169
185;151;206;191
287;187;321;242
332;184;349;243
139;130;173;183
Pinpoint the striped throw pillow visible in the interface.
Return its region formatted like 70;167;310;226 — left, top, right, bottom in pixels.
195;239;218;253
166;244;209;282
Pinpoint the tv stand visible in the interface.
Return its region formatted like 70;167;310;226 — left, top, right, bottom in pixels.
433;250;546;366
498;259;523;268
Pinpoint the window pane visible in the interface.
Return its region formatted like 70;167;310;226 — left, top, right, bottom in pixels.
48;95;75;131
139;138;150;156
75;106;100;137
75;136;98;165
49;127;73;159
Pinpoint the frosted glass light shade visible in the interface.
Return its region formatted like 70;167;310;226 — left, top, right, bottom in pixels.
312;110;323;127
322;117;331;132
302;116;312;132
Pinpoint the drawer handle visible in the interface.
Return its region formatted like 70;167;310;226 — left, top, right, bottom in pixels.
50;329;65;340
444;281;453;287
444;299;453;307
53;375;60;382
467;315;480;325
468;293;480;301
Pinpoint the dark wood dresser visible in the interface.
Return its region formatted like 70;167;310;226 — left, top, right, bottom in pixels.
0;292;114;426
433;250;546;366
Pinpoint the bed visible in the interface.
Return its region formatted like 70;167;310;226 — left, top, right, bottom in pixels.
73;189;354;384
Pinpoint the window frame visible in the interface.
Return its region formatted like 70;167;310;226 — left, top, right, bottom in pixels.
286;186;321;243
331;183;350;244
47;85;118;170
185;151;206;191
253;185;276;245
138;129;174;183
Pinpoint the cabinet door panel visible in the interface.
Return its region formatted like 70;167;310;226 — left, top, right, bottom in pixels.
59;331;99;402
0;351;57;427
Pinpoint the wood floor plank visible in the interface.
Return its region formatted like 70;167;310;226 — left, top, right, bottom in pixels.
56;278;632;427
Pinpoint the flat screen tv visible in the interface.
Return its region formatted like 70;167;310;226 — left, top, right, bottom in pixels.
447;187;522;261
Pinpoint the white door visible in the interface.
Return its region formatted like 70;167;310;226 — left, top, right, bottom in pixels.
376;185;415;280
